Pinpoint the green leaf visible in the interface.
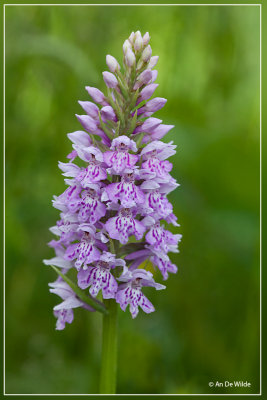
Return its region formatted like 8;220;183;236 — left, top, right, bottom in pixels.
49;265;108;315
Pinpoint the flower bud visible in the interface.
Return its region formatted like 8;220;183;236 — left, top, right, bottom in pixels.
102;71;118;89
129;31;135;44
101;105;117;121
67;130;92;147
85;86;107;105
106;55;120;73
150;124;174;140
75;114;98;132
144;97;167;112
133;69;153;90
141;45;152;62
143;32;150;46
78;101;99;119
134;117;162;134
150;70;158;84
123;39;132;54
125;48;136;67
138;83;159;102
134;31;143;51
148;56;159;69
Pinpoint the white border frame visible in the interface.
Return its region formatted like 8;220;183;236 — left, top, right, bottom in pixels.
3;2;262;397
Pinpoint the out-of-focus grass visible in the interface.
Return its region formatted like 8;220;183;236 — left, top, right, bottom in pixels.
5;5;260;394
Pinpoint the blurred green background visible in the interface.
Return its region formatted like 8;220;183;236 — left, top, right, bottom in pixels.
5;5;260;395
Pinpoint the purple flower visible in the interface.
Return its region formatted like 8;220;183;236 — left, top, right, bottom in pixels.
77;264;118;299
103;136;138;174
146;222;182;253
52;184;82;213
75;147;107;186
150;251;178;280
105;208;146;244
144;190;173;219
65;230;101;270
49;216;79;247
116;269;165;318
140;141;177;183
104;171;145;208
77;252;125;299
49;278;94;330
68;187;106;224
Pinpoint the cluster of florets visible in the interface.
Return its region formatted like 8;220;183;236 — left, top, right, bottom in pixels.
44;31;182;329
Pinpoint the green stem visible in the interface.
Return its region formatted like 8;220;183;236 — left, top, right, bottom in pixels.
99;299;118;394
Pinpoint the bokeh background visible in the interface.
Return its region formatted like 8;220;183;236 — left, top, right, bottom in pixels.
5;4;260;395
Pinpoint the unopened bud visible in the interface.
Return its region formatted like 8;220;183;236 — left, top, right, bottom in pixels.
78;101;99;119
150;70;158;83
141;45;152;62
133;69;152;90
138;83;159;102
75;114;98;133
134;31;143;51
106;55;120;73
125;48;136;67
129;31;135;44
123;39;132;54
101;106;117;121
102;71;118;89
85;86;108;106
143;32;150;46
144;97;167;112
148;55;159;69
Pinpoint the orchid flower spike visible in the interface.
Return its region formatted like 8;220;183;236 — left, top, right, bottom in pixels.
44;31;181;329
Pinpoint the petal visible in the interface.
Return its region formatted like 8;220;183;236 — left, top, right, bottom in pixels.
67;130;92;147
64;243;79;260
43;256;72;269
54;296;83;310
77;267;95;289
58;162;80;178
139;294;155;314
